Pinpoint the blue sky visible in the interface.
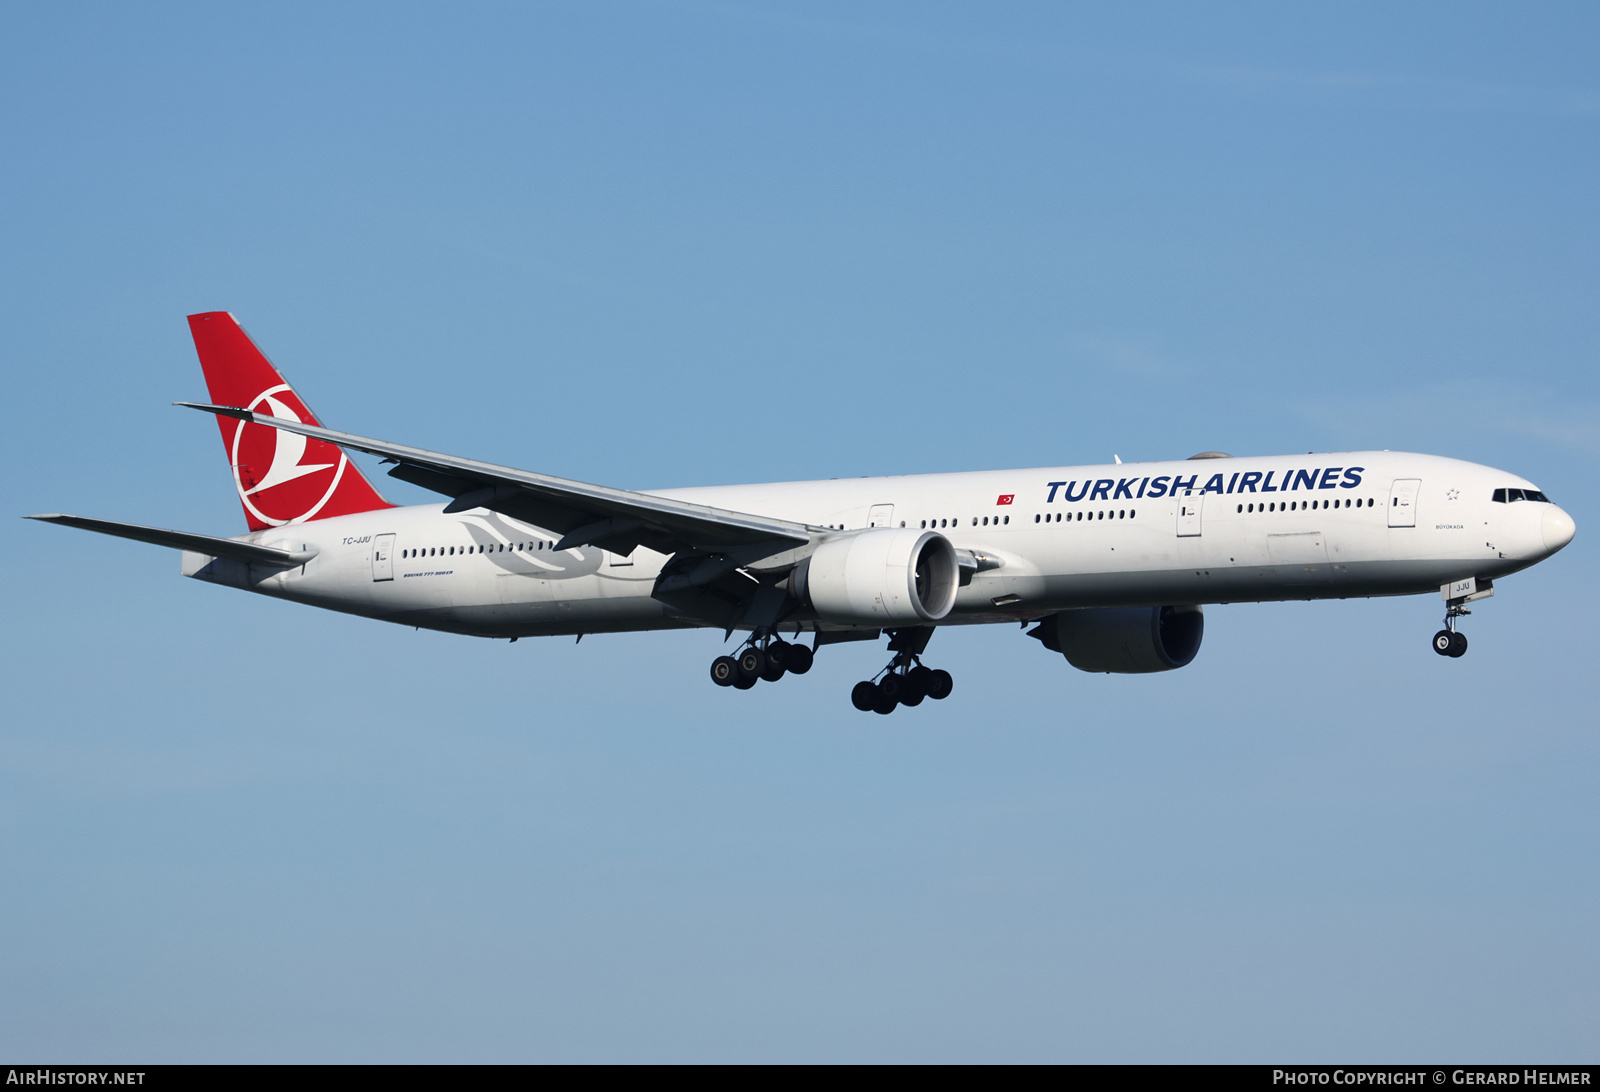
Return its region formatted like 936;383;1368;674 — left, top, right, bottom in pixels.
3;2;1596;1062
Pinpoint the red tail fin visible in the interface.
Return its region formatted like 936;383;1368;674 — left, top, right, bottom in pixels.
188;312;393;531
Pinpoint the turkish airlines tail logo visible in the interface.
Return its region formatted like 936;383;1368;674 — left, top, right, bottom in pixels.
188;312;392;531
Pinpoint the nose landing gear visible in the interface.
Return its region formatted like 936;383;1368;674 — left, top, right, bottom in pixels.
849;627;952;715
1432;578;1492;658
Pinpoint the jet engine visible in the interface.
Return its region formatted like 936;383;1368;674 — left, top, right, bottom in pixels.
789;528;959;626
1028;605;1204;673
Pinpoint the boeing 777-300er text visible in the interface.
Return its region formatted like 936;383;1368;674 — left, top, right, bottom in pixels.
28;313;1578;714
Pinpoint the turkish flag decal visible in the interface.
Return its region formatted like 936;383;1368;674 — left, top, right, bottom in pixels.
996;494;1014;506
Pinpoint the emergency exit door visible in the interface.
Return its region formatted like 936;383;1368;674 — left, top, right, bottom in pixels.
372;533;395;581
868;504;895;528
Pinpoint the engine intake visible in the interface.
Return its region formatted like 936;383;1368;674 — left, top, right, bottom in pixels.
1029;605;1204;673
791;529;959;626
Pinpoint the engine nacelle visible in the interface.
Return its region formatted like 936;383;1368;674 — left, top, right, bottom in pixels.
790;529;959;626
1029;605;1204;673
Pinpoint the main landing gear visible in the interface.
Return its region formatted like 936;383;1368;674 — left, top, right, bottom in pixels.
849;627;952;716
709;632;814;689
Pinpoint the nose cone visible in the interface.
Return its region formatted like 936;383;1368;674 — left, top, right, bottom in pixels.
1543;505;1576;554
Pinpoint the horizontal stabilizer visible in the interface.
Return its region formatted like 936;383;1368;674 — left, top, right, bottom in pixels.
25;514;317;566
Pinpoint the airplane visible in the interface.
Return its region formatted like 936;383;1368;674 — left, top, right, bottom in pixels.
28;312;1577;715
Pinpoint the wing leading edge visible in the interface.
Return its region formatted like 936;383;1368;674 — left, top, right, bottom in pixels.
175;403;821;628
175;402;814;559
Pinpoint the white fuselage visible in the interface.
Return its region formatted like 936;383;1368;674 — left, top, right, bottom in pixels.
182;451;1573;638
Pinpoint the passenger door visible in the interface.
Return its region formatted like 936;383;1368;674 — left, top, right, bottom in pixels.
371;533;395;581
1176;490;1202;537
1388;479;1421;528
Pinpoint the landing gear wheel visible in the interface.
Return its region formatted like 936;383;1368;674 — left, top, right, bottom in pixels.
710;656;739;687
785;645;814;675
851;681;878;712
898;670;927;707
732;673;758;690
1432;630;1455;657
1448;631;1468;658
760;660;787;683
858;629;946;713
737;647;767;678
764;641;790;670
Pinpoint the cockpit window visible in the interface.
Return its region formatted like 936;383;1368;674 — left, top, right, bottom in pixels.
1493;488;1551;503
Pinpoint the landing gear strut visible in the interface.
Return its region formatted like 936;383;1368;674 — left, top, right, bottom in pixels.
1432;603;1471;658
850;628;952;715
709;630;814;689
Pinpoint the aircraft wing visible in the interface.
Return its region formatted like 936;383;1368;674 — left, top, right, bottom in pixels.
25;514;316;565
176;403;814;559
